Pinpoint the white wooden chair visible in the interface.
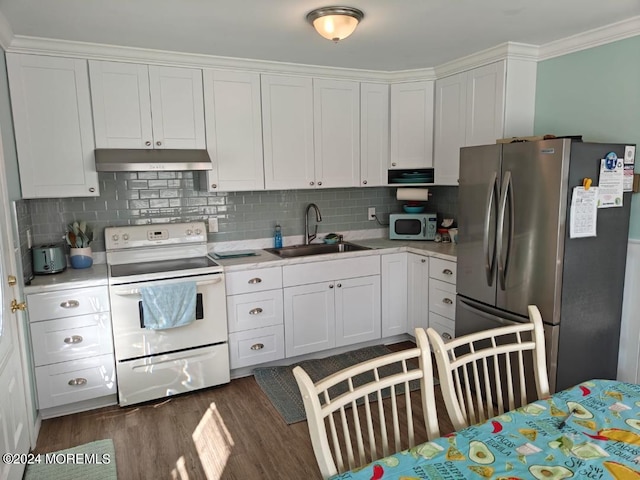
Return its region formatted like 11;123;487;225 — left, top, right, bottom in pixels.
293;329;440;479
427;305;550;432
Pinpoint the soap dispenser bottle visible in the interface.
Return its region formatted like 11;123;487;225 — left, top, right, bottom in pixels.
274;224;283;248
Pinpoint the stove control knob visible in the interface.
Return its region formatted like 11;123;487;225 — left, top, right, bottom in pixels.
195;228;202;235
186;229;193;236
112;234;119;241
122;234;129;241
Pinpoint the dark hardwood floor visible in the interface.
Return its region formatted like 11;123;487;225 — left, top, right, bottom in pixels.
32;343;455;479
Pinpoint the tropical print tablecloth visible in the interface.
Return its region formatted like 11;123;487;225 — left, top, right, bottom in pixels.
331;379;640;479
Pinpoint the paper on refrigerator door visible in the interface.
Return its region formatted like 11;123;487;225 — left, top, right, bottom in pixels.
598;157;624;207
570;186;598;238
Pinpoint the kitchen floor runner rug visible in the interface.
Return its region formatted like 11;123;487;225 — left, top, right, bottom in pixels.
24;439;117;480
254;345;438;425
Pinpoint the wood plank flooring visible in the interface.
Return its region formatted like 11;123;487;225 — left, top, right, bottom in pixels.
32;343;455;479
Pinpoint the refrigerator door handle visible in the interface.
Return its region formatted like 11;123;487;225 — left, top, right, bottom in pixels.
504;172;515;285
497;170;512;291
483;171;498;286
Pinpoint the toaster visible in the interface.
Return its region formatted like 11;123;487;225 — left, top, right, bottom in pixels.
32;244;67;274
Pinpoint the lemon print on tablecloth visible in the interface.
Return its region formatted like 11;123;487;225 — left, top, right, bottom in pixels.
529;465;573;479
469;441;495;465
467;465;494;478
565;401;593;419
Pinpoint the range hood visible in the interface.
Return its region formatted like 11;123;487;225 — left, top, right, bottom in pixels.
95;149;212;172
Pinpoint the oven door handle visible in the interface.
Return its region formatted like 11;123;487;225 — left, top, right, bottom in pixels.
113;277;222;296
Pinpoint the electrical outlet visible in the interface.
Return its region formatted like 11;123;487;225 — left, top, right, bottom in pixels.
368;207;376;221
208;217;219;233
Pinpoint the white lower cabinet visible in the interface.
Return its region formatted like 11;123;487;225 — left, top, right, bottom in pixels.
283;255;381;357
428;258;457;341
226;267;285;369
381;253;408;337
26;285;116;415
407;253;429;334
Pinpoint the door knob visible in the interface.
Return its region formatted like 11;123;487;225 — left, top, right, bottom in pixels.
10;299;27;313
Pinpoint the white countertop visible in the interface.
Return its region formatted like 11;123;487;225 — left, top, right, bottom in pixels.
213;238;457;272
24;264;108;294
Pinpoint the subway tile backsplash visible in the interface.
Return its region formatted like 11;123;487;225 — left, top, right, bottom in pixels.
17;172;458;255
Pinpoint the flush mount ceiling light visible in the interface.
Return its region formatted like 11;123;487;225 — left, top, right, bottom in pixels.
306;6;364;42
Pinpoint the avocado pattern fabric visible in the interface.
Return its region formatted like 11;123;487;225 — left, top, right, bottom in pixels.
331;379;640;479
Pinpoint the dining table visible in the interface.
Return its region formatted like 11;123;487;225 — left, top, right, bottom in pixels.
331;379;640;479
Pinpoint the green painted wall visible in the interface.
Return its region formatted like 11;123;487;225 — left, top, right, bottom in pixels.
534;36;640;238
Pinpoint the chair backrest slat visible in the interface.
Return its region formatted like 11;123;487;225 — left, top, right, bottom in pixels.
293;329;440;479
427;305;550;432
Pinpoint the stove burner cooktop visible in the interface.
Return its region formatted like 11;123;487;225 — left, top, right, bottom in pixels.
110;256;221;278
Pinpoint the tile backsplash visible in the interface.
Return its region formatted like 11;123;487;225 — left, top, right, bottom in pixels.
17;171;458;255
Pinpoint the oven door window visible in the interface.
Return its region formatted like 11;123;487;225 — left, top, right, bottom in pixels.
138;293;204;328
395;219;422;235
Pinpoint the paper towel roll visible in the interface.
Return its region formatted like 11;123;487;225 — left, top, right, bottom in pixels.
397;188;429;201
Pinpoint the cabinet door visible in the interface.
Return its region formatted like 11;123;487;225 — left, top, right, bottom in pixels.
148;65;206;149
262;75;315;189
407;254;429;334
201;70;264;192
7;54;98;198
465;61;505;147
381;253;408;337
390;81;434;169
313;79;360;188
433;72;466;186
360;83;389;187
284;282;335;357
335;275;381;347
89;60;153;149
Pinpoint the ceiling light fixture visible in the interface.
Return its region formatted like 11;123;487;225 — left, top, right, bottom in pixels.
306;6;364;43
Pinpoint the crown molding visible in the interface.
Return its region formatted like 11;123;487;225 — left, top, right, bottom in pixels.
538;15;640;61
434;42;539;78
0;10;14;50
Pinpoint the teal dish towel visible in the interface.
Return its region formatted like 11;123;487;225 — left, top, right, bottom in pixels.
140;282;197;330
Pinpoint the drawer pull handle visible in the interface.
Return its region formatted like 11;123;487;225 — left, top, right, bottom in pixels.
249;307;263;315
442;269;453;275
250;343;264;351
63;335;83;344
443;298;453;305
248;278;262;284
60;300;80;308
442;332;452;340
68;378;87;386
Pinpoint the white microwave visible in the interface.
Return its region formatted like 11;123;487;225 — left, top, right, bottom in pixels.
389;213;438;240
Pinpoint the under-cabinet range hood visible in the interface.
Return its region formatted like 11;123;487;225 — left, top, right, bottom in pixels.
95;149;212;172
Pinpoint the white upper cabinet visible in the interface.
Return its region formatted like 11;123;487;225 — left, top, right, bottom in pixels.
360;83;389;187
313;79;360;188
6;54;99;198
200;70;264;192
434;60;536;185
262;75;360;190
390;81;435;170
89;60;205;149
261;75;315;189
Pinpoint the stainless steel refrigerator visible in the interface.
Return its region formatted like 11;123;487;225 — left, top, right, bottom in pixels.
457;138;633;393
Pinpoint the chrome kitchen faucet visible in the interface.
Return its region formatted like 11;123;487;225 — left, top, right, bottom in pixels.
304;203;322;245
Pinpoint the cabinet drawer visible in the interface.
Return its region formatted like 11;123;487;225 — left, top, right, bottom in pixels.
429;279;456;320
429;312;455;342
429;258;457;285
226;267;282;295
35;354;116;409
27;286;110;322
229;325;285;369
30;313;113;366
227;289;284;333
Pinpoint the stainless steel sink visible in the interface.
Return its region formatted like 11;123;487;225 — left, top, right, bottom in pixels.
264;242;371;258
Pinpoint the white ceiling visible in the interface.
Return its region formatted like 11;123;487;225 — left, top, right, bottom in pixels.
0;0;639;71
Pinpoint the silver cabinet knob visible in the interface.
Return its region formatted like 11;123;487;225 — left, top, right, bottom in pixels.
156;141;162;146
443;269;453;275
309;181;315;186
337;283;342;288
249;307;263;315
248;278;262;284
421;259;426;263
329;284;334;289
250;343;264;351
318;181;322;186
68;378;87;386
145;141;152;146
443;298;453;305
211;184;217;189
392;162;397;167
64;335;83;344
89;187;96;193
60;300;80;308
362;180;367;185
